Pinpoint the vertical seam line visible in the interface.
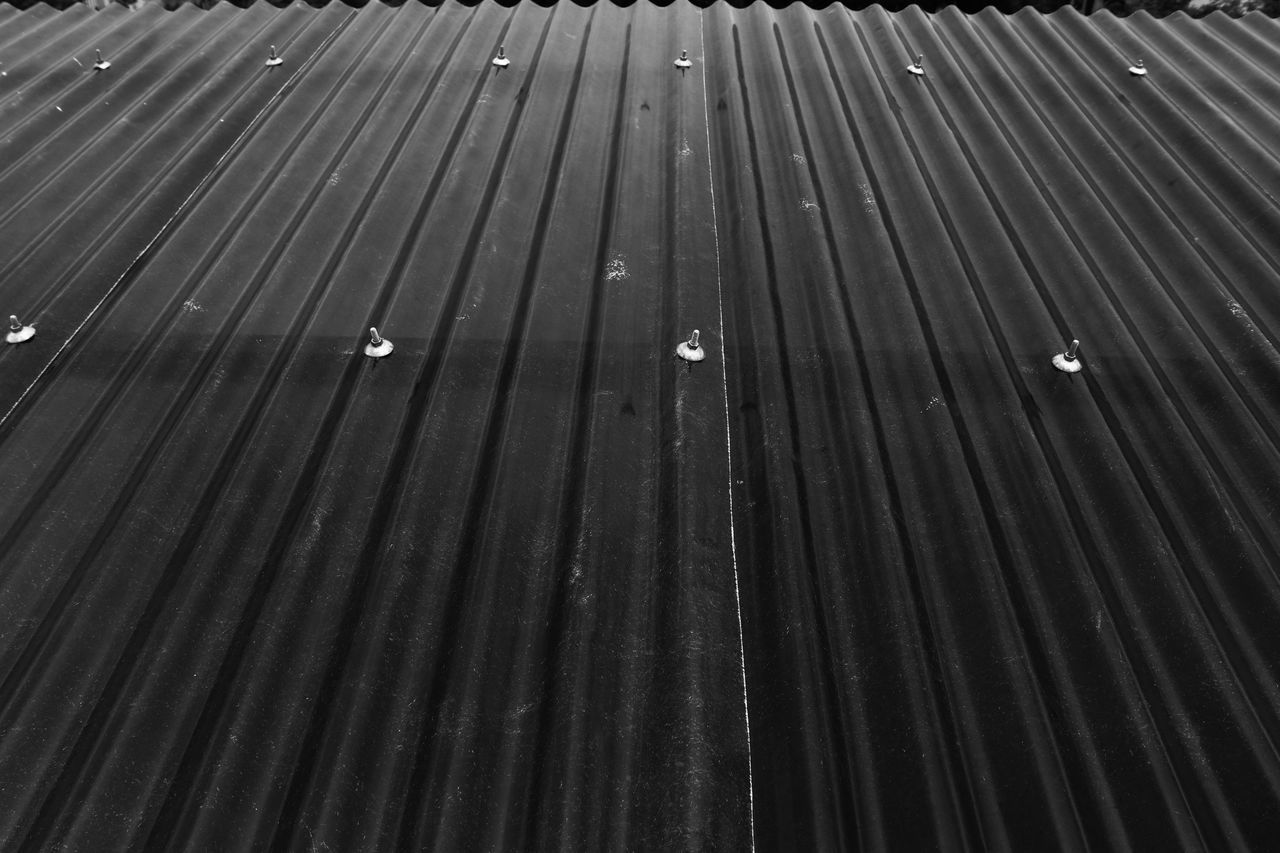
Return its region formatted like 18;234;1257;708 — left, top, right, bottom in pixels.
699;10;756;852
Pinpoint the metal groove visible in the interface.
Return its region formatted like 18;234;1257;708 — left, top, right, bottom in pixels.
2;6;1280;849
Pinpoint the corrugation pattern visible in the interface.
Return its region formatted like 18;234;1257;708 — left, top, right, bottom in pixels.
0;3;748;849
0;3;1278;849
708;4;1280;850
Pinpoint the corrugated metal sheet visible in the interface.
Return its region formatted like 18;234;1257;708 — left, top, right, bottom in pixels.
1;2;1279;849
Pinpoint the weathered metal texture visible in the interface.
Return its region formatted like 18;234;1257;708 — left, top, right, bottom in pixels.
0;2;1278;850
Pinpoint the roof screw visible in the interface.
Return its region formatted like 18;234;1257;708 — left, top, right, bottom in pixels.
6;315;35;344
1052;339;1082;373
492;45;510;68
1128;58;1147;77
676;329;706;363
265;45;283;67
364;327;394;358
93;49;111;71
674;50;692;69
907;54;925;76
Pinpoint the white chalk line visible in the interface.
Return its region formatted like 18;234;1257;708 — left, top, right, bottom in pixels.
699;10;756;852
0;13;355;433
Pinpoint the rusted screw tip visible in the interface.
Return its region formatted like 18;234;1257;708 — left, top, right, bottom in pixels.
689;330;701;349
1065;339;1080;360
9;315;20;331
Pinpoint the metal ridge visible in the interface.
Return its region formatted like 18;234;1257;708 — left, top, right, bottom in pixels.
0;2;1278;848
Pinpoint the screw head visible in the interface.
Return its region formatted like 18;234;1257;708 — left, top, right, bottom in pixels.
365;327;393;358
1052;340;1082;373
5;315;34;344
676;329;706;363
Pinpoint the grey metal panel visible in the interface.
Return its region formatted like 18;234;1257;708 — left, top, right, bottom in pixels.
0;3;1277;849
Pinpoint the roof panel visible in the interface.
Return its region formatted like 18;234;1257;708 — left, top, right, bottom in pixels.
707;4;1280;849
1;3;1279;849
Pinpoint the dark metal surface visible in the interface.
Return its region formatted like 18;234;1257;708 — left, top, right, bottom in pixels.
1;2;1279;849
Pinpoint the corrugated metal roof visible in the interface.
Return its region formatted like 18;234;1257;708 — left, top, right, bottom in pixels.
1;2;1279;848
